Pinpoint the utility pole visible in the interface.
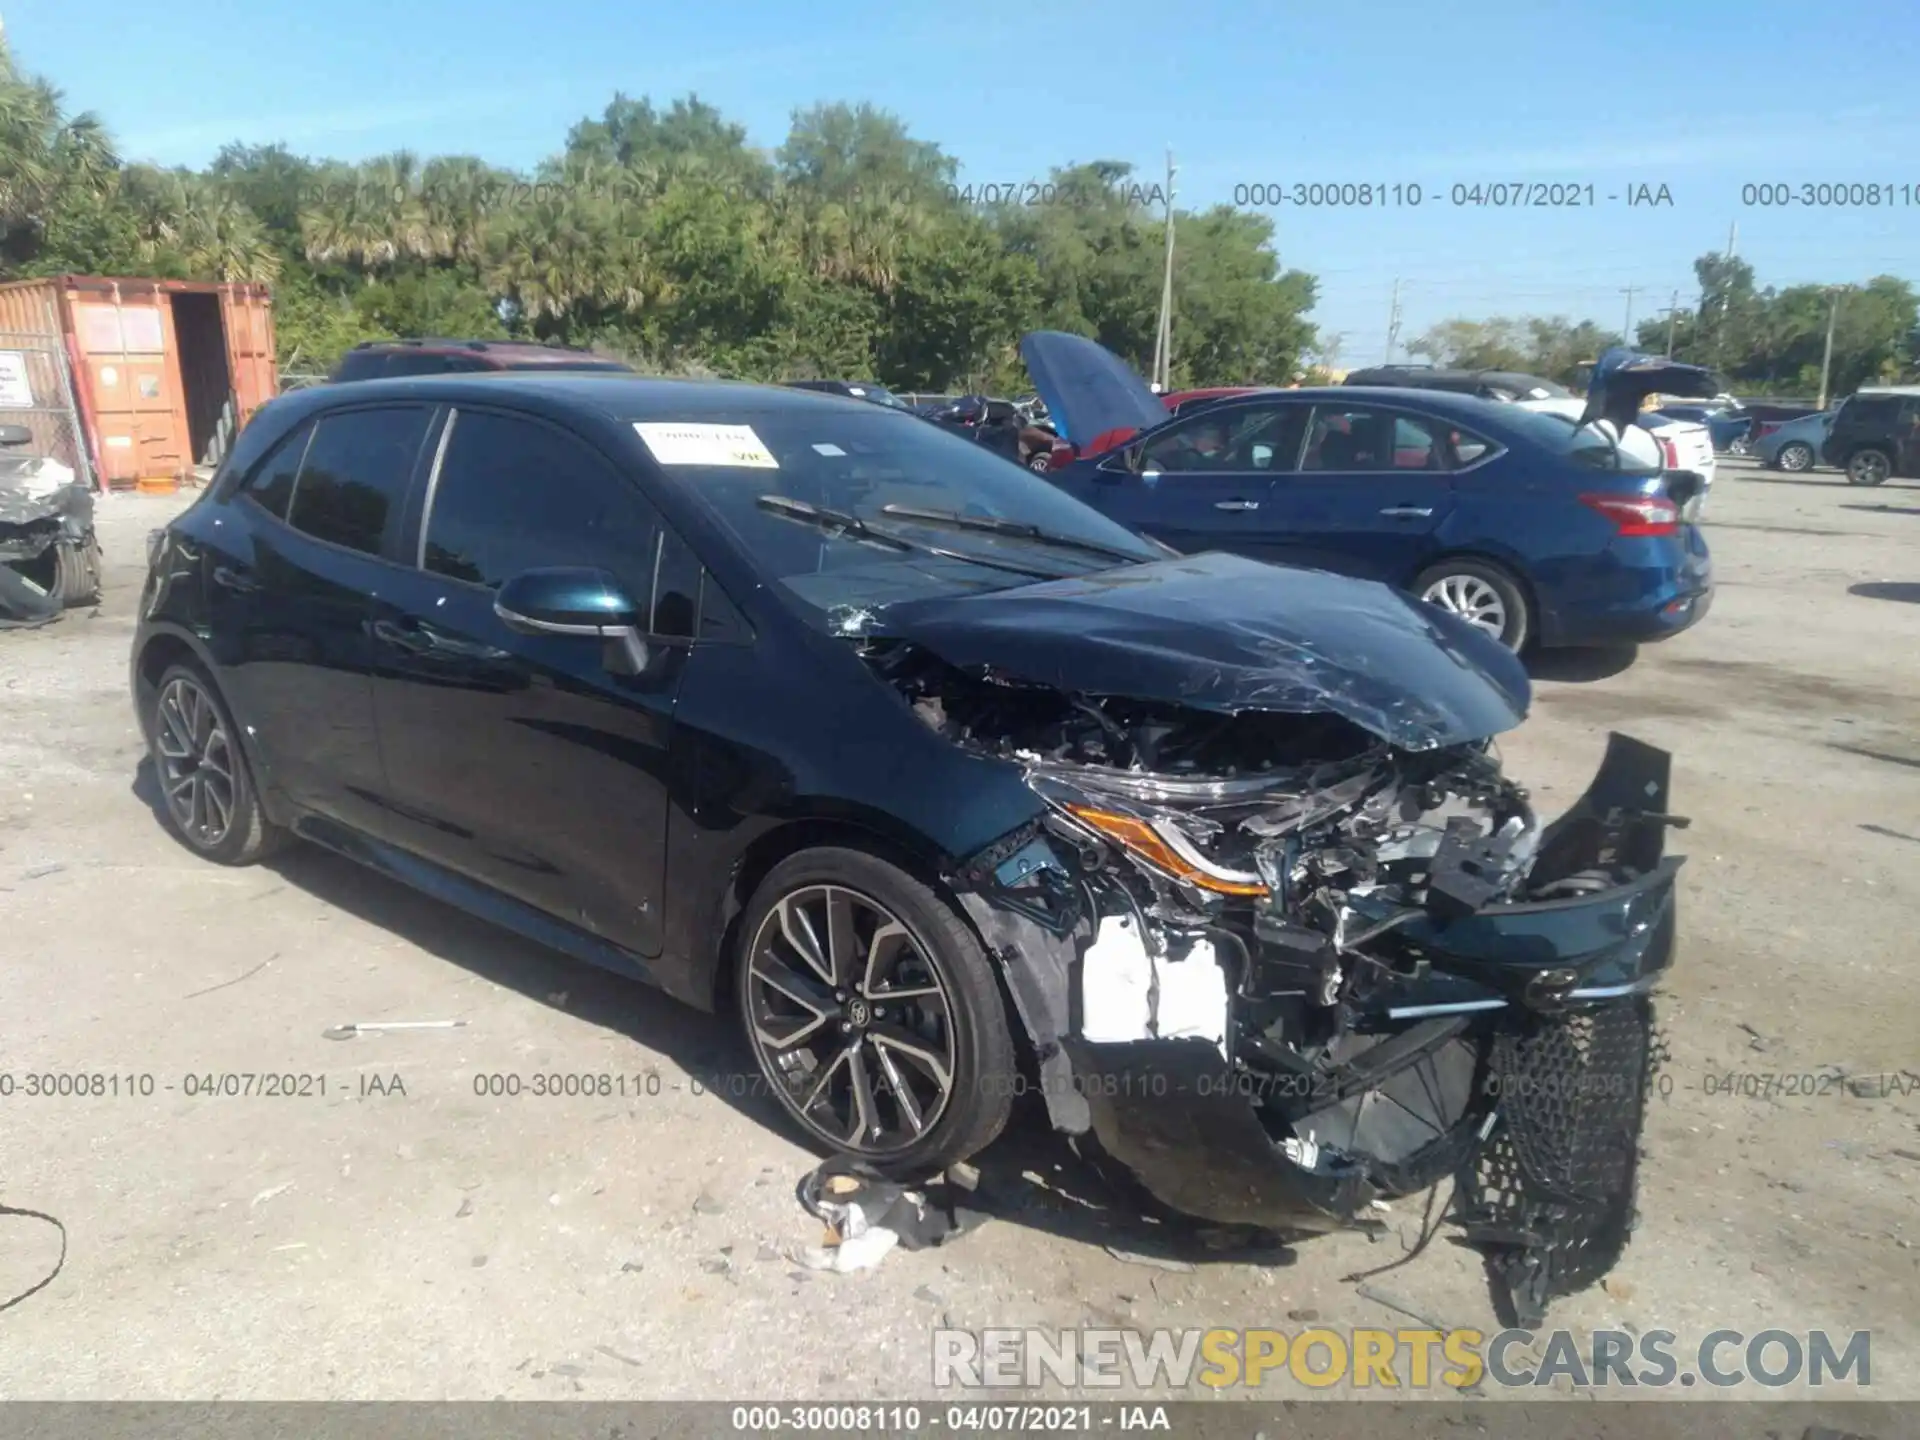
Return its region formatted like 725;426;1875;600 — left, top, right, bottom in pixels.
1149;149;1177;391
1384;279;1403;364
1664;289;1680;357
1817;286;1845;411
1620;286;1638;343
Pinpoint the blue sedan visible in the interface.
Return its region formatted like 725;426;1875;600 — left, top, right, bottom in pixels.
1021;333;1716;652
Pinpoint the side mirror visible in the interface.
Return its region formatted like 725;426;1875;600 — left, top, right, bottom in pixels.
0;424;32;448
495;567;650;671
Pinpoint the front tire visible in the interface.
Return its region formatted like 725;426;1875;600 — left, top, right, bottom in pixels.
735;847;1015;1177
1776;441;1815;473
1414;558;1531;651
1846;448;1893;486
146;662;286;865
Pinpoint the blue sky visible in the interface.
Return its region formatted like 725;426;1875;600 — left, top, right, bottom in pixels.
9;0;1917;364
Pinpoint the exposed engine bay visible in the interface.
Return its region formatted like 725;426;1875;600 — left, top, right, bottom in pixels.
866;637;1682;1325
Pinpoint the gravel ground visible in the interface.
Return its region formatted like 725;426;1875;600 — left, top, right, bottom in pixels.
0;460;1916;1402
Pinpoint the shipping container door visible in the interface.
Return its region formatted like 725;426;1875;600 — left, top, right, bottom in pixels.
220;285;278;425
74;295;185;483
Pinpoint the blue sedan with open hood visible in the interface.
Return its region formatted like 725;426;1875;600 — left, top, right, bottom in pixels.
1026;334;1720;651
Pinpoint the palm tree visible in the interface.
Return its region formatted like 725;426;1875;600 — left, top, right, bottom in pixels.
0;41;120;245
299;152;433;271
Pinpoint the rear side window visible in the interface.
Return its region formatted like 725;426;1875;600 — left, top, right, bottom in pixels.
1302;407;1447;471
1841;396;1899;426
287;406;434;556
420;409;660;597
238;420;314;520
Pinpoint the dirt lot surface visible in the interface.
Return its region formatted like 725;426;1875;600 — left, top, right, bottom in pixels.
2;459;1917;1402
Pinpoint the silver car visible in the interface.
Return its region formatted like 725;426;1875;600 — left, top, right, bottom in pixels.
1758;410;1835;472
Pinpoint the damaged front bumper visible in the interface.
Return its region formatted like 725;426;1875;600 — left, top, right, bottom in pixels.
953;732;1683;1238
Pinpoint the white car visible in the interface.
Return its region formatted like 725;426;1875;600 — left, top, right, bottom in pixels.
1514;397;1716;516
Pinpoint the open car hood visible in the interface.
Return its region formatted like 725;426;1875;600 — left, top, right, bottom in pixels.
1578;347;1723;431
1018;331;1167;455
875;551;1531;752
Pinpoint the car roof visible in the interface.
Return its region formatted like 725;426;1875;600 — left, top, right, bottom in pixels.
1190;384;1522;423
275;371;885;424
1855;384;1920;396
345;339;619;366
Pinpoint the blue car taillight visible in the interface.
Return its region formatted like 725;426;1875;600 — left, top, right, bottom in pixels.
1579;492;1679;537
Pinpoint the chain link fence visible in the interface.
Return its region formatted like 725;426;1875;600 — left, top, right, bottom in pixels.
0;330;94;490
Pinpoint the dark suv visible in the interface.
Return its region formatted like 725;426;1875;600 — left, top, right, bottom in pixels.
330;339;634;382
1822;387;1920;486
1343;365;1571;402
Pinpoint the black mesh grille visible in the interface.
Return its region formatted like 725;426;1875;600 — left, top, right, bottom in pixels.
1459;997;1662;1325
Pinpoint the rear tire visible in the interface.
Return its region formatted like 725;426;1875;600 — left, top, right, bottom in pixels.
1776;441;1815;473
1414;558;1531;651
1846;448;1893;486
735;847;1016;1178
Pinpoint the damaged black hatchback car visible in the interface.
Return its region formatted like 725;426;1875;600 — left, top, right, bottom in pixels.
133;374;1684;1323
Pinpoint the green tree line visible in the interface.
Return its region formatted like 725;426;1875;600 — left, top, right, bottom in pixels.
1410;257;1918;400
0;41;1317;392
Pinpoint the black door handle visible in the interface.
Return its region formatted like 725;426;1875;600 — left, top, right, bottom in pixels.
370;618;432;653
372;616;506;661
212;564;259;594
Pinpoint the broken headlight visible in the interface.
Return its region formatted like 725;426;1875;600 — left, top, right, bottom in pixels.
1058;802;1270;898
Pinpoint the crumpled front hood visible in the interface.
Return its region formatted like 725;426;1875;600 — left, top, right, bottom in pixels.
875;552;1531;751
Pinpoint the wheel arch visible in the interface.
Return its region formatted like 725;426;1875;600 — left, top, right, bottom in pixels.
695;810;960;1013
132;625;288;824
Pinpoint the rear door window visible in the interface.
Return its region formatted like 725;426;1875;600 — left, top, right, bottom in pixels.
1302;407;1447;471
238;420;315;520
286;406;435;557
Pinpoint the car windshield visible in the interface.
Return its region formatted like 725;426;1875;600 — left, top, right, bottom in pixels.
642;407;1166;624
1501;405;1661;474
849;385;911;410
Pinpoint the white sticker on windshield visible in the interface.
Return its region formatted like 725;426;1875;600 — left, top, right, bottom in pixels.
811;442;846;456
633;422;778;469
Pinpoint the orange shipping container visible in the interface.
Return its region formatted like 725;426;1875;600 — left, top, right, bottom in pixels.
0;275;278;489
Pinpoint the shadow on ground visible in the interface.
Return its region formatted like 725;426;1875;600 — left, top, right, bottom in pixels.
1525;646;1638;683
1848;582;1920;605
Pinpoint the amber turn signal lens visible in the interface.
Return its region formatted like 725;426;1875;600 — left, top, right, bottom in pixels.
1066;805;1270;897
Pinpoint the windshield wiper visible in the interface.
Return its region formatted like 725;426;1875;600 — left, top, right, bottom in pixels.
877;504;1149;564
755;495;1071;579
757;495;905;547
